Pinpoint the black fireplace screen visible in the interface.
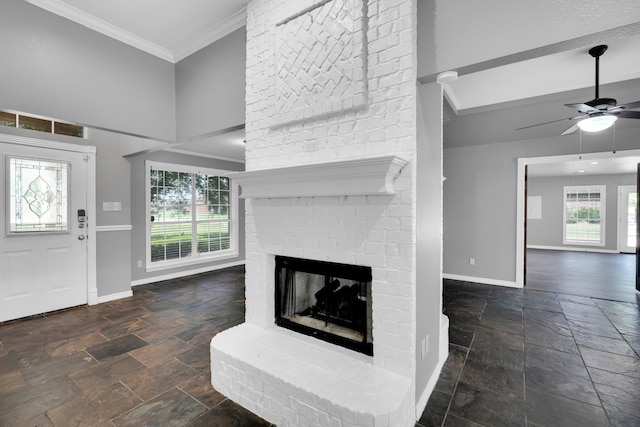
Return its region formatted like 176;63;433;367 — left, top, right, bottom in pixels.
275;256;373;355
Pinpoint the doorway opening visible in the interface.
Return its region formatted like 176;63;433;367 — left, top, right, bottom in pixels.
517;149;640;302
618;185;637;254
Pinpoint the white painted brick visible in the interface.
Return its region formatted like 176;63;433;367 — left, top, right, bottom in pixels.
382;280;413;297
229;0;420;424
382;307;412;324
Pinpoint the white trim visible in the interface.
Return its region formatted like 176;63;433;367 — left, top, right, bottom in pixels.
617;185;637;253
131;259;245;287
96;225;132;232
26;1;247;63
96;290;133;304
164;147;245;164
146;160;237;176
230;156;409;199
442;84;461;114
86;152;98;306
527;245;619;254
26;0;174;62
415;314;449;419
517;149;640;287
145;251;240;272
173;8;247;62
0;133;95;153
144;161;240;271
88;288;98;306
443;273;520;288
516;158;526;288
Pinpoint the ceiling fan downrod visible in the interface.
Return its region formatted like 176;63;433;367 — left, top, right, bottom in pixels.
589;45;607;100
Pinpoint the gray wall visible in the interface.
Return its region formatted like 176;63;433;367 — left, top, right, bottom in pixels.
175;28;246;140
0;0;176;141
527;173;636;250
128;151;245;283
416;82;444;405
92;129;133;297
443;127;640;283
0;1;250;295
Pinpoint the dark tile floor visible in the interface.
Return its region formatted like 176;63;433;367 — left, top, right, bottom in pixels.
417;279;640;427
0;266;273;427
3;268;639;426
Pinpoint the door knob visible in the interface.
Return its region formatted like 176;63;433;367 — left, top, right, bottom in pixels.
78;235;86;240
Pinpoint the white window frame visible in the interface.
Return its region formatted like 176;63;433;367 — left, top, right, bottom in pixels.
563;185;606;247
145;160;239;272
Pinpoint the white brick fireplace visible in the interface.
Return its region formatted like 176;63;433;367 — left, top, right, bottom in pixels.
210;0;443;425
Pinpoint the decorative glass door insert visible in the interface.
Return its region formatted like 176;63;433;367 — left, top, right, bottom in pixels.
7;157;69;233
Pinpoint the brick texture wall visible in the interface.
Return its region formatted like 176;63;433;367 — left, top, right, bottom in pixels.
244;0;417;380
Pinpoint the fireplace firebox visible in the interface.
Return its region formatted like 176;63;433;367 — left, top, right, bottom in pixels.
275;256;373;355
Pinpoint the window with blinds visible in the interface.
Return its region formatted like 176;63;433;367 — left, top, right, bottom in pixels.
145;161;239;270
563;185;606;246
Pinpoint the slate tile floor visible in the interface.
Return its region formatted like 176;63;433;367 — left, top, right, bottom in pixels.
417;280;640;427
2;268;639;426
0;266;273;427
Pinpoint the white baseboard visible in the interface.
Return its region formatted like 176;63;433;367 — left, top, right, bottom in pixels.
415;314;450;418
527;245;618;254
131;260;245;287
96;290;133;304
88;288;98;306
443;273;520;288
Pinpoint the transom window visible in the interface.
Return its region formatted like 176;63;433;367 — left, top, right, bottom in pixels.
145;161;238;271
0;111;85;138
563;185;606;246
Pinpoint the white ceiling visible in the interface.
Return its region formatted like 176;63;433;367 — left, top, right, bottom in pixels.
26;0;251;62
444;36;640;113
26;1;640;171
528;156;640;178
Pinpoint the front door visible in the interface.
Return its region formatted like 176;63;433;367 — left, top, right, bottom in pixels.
618;185;637;254
0;141;89;322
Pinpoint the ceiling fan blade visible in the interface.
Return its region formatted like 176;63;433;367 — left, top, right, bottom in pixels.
514;116;583;131
615;111;640;119
565;103;598;113
617;100;640;110
561;124;580;135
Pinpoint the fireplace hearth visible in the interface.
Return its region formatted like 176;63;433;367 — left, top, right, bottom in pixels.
275;256;373;355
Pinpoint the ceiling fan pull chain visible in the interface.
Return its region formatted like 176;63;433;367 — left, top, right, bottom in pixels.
579;129;582;159
613;122;616;154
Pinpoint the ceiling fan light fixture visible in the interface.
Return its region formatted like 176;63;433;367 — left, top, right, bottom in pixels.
577;115;617;132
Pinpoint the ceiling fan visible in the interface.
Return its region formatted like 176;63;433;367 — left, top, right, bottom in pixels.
517;45;640;135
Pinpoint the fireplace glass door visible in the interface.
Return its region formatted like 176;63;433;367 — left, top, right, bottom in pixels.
275;256;373;355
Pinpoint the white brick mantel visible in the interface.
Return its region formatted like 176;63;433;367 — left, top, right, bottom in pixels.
230;155;408;199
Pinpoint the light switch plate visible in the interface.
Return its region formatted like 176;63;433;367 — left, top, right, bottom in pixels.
103;202;122;212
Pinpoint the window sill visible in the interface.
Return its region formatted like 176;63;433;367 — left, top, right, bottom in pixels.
563;241;605;247
146;250;239;272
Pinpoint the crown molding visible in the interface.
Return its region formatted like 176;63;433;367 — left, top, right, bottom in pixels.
27;0;247;63
27;0;175;62
174;8;247;62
